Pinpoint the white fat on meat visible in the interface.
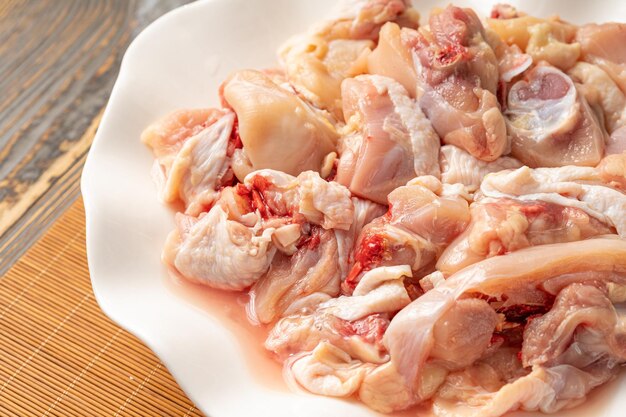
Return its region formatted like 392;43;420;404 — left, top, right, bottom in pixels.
163;206;275;291
336;74;440;204
221;70;338;177
289;342;375;397
506;64;606;167
439;145;522;192
321;265;412;321
525;23;581;71
480;165;626;236
383;238;626;411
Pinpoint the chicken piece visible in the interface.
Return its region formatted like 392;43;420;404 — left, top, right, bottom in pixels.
344;180;470;293
359;362;416;412
522;284;622;367
413;6;507;161
161;113;235;215
437;198;612;275
432;362;616;417
163;206;275;291
320;265;411;321
278;0;421;119
577;23;626;94
249;228;341;324
335;198;387;279
289;342;374;397
569;62;626;134
279;36;373;120
243;170;354;231
487;7;577;51
480;165;626;236
221;70;338;177
526;23;581;70
367;22;418;96
141;108;227;169
439;145;522;192
266;312;390;364
434;302;626;417
336;75;440;204
495;43;532;83
506;64;606;167
141;109;236;214
266;265;413;364
384;238;626;410
318;0;419;41
430;298;499;369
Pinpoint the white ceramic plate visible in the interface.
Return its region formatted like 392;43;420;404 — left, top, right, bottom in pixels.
82;1;626;416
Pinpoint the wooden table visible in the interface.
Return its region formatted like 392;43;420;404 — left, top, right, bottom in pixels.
0;2;205;415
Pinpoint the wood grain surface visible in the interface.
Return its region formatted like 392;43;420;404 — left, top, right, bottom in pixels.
0;1;211;415
0;198;204;417
0;0;191;275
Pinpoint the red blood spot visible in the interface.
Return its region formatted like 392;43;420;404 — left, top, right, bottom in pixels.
337;314;389;347
226;117;243;158
343;233;387;293
298;227;322;250
436;43;468;66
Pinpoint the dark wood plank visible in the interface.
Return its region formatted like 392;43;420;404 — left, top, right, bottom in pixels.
0;0;192;274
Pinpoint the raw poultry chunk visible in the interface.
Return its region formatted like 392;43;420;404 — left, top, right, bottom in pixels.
506;64;606;167
221;70;338;177
336;75;440;204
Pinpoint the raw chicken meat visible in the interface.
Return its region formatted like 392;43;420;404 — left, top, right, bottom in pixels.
336;75;440;203
577;23;626;94
439;145;522;192
569;62;626;134
437;197;613;275
267;265;412;364
344;178;470;293
384;238;626;412
413;6;508;161
480;165;626;236
506;64;606;167
163;206;276;290
221;70;338;177
279;0;419;119
141;109;235;214
144;2;626;415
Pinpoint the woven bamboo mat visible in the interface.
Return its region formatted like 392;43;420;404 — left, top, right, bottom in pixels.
0;197;204;417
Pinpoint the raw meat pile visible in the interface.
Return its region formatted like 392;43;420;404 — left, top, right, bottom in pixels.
142;1;626;415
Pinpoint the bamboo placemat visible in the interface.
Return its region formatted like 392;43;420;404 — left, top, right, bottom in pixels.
0;197;204;417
